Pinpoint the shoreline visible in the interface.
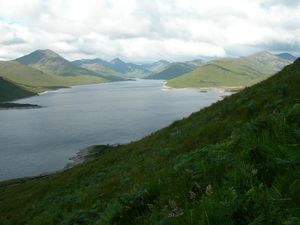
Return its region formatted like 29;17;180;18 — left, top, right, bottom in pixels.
63;145;96;170
162;81;244;93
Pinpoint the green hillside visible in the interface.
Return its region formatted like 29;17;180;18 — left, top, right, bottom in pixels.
0;77;36;102
1;59;300;225
168;51;291;88
146;63;196;80
15;49;104;78
0;61;105;93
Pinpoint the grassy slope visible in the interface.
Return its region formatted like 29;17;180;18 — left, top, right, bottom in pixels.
0;59;300;225
0;77;36;102
0;61;106;93
167;54;290;88
146;63;196;80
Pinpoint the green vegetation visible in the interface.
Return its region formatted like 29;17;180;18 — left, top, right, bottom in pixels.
168;51;291;88
0;77;36;102
0;58;300;225
15;49;103;78
146;63;196;80
0;61;106;93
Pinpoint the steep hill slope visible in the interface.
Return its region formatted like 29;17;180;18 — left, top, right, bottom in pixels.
0;59;299;224
146;62;197;80
0;77;36;102
0;61;105;93
15;49;105;78
168;51;291;88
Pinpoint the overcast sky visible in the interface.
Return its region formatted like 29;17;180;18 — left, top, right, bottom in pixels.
0;0;299;62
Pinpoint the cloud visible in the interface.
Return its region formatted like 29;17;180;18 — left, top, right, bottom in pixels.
0;0;299;61
261;0;300;8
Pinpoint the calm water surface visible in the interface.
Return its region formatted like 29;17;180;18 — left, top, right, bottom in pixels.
0;79;227;180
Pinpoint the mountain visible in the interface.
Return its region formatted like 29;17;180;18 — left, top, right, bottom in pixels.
0;61;105;93
141;60;171;73
73;57;153;78
276;53;297;61
167;51;292;88
146;62;197;80
72;59;126;81
15;49;106;78
1;57;299;224
109;58;130;73
0;77;36;102
146;59;203;80
108;58;152;77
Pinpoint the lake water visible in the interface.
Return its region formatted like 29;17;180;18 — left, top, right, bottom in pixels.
0;79;227;181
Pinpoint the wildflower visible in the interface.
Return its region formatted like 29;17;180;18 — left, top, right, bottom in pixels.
251;169;258;175
189;191;196;200
206;184;213;195
168;200;183;218
229;187;236;194
193;181;201;191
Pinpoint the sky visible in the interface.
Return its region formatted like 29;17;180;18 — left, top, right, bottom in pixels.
0;0;299;62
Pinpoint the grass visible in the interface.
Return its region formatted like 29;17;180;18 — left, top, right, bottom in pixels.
0;59;299;224
167;52;290;88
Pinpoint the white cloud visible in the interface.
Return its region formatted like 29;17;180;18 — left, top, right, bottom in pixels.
0;0;299;61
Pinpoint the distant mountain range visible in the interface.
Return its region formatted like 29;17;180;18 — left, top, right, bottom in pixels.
167;51;293;88
0;49;173;101
72;58;171;78
0;49;297;102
